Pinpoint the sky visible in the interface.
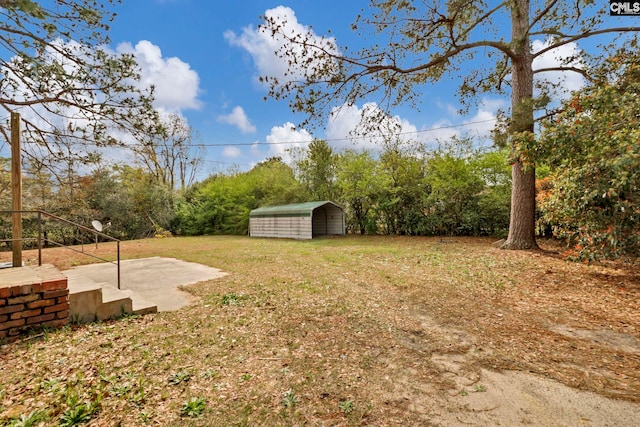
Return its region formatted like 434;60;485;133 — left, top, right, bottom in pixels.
4;0;620;179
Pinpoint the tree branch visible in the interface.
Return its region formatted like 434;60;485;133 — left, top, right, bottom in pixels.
340;40;514;77
533;27;640;58
533;66;595;83
528;0;560;33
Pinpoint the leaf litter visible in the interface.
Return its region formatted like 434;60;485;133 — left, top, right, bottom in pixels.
1;235;639;425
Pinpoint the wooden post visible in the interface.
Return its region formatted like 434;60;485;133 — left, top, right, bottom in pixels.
11;112;22;268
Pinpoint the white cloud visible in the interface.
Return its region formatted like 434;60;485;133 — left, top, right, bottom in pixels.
532;39;586;99
419;98;502;149
420;119;458;146
222;146;242;158
325;104;369;148
327;102;492;152
217;106;256;133
326;103;422;151
461;98;504;140
224;6;338;83
323;97;503;154
117;40;201;112
252;122;313;164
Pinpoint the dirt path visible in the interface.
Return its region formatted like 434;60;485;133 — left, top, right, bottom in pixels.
395;312;640;426
437;368;640;426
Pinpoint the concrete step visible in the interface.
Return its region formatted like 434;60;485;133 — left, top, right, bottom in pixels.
67;274;157;322
121;289;158;316
97;284;133;320
68;280;104;323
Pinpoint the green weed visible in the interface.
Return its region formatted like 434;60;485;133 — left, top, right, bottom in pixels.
221;292;245;306
180;397;206;418
168;371;191;385
339;399;354;414
6;409;48;427
59;401;97;426
110;383;132;397
473;384;486;393
203;368;220;380
281;390;298;408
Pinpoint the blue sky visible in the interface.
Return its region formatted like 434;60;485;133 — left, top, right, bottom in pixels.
109;0;390;175
105;0;531;176
4;0;611;179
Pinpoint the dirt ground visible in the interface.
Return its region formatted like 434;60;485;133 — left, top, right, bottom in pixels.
408;312;640;426
1;236;639;426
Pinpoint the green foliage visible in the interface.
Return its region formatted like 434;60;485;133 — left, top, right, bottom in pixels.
221;293;245;306
180;397;206;418
59;401;97;426
0;158;10;209
339;399;354;414
173;158;305;235
86;165;176;240
0;162;176;244
472;149;512;236
168;371;192;386
295;139;337;201
383;142;511;238
171;141;510;238
423;152;484;235
335;150;380;234
6;409;48;427
281;390;299;408
534;52;640;260
374;144;429;235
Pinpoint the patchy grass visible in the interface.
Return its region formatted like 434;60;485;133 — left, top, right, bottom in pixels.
1;235;639;425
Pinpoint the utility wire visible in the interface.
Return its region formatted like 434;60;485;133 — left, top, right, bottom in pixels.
192;118;498;147
5;118;497;150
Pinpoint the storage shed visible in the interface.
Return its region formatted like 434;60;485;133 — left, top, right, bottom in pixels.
249;201;345;239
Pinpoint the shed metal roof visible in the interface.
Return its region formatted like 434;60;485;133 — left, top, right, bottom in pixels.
250;201;341;217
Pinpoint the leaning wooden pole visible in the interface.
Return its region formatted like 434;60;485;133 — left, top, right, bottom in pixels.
11;112;22;267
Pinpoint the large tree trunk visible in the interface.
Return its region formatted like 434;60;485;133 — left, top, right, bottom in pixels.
504;160;537;249
502;0;539;250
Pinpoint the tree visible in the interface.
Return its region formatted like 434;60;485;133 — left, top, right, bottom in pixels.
375;139;428;235
86;165;175;239
471;149;512;236
0;157;10;208
0;0;156;171
531;50;640;260
261;0;640;249
335;150;380;234
424;153;481;235
295;139;337;201
134;113;204;192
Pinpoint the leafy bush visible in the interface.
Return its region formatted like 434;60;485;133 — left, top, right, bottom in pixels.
533;52;640;260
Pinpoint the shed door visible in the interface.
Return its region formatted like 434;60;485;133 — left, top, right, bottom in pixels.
312;208;327;236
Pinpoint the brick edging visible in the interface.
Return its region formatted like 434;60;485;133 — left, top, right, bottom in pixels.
0;266;69;341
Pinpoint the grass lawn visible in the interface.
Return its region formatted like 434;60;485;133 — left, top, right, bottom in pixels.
1;235;639;426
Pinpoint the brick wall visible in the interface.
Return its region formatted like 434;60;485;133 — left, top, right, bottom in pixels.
0;265;69;340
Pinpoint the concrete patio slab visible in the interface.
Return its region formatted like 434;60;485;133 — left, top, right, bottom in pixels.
64;257;227;312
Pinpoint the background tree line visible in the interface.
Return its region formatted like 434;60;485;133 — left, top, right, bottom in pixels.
1;135;513;246
173;139;512;238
